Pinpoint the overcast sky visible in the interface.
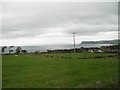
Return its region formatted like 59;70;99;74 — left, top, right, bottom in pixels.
1;2;118;46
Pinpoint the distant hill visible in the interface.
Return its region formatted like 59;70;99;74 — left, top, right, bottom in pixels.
80;39;120;44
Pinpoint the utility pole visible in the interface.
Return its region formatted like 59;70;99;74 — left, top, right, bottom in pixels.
72;32;76;53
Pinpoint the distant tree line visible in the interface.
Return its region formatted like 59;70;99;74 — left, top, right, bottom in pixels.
1;45;119;55
47;45;119;53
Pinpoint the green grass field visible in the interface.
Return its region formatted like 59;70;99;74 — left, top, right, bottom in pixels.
2;53;118;88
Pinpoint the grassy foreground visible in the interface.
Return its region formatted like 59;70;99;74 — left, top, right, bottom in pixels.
2;53;118;88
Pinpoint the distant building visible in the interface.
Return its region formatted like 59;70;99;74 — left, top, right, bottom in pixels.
95;49;102;53
88;49;94;52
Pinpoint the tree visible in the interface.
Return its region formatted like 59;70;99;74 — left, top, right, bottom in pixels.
1;46;7;54
21;50;27;54
9;46;14;54
16;46;22;55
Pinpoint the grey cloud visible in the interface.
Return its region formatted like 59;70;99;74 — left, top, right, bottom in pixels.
2;2;118;40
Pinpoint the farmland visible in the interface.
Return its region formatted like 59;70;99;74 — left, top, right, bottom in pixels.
2;53;118;88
